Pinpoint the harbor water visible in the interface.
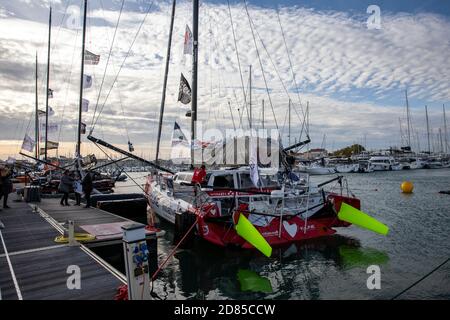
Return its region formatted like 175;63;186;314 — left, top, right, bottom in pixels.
114;169;450;300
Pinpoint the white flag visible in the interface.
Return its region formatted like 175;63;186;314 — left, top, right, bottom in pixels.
183;25;193;55
82;98;89;112
249;136;260;188
83;75;92;89
21;134;35;152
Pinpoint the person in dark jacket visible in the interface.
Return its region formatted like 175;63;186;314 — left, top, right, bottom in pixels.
58;170;73;206
0;165;13;209
81;171;93;208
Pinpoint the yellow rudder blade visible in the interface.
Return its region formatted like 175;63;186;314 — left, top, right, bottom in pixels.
338;203;389;236
235;214;272;257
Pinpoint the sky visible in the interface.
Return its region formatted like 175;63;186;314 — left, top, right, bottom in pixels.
0;0;449;160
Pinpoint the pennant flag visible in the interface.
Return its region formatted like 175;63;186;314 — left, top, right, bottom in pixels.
21;134;35;152
83;75;92;89
82;98;89;112
84;50;100;65
48;88;54;98
81;122;86;134
40;122;58;133
183;25;193;55
178;73;191;105
171;121;189;147
249;136;260;187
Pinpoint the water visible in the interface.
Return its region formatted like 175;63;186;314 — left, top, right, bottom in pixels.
114;169;450;300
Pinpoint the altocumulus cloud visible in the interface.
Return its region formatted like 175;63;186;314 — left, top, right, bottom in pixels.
0;0;449;159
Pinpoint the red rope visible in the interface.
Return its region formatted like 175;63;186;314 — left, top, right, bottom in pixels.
151;214;200;281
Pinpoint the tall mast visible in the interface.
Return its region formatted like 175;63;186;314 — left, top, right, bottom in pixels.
288;99;291;146
443;104;448;154
35;53;39;159
155;0;176;163
425;105;431;154
439;128;443;153
405;89;411;148
77;0;88;158
262;99;264;130
249;65;252;129
190;0;199;167
44;7;52;160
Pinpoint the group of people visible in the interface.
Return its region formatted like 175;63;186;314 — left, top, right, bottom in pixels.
58;170;93;208
0;164;13;210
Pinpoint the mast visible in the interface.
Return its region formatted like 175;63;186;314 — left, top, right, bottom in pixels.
44;7;52;160
35;53;39;159
249;65;252;129
190;0;199;167
155;0;176;163
77;0;88;158
443;104;448;154
288;99;291;146
405;89;411;148
425;105;431;154
439;128;443;153
262;99;265;130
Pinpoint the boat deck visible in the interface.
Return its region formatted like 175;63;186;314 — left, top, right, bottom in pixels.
0;200;127;300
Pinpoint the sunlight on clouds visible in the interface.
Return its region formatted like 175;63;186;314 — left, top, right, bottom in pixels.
0;0;449;160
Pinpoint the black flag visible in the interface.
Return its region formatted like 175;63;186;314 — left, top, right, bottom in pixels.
178;73;191;105
80;122;86;134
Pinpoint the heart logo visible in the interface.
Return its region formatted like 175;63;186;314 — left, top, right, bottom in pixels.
283;221;298;238
210;208;216;216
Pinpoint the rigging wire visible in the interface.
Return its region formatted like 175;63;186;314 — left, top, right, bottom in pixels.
226;0;250;127
91;0;155;132
276;9;307;140
57;30;80;146
243;0;279;132
90;0;125;130
95;0;131;144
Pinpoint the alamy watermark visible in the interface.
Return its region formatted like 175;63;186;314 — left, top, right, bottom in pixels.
66;265;81;290
170;121;281;167
366;265;381;290
367;5;382;30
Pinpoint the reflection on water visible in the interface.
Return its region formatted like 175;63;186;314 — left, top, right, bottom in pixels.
115;169;450;299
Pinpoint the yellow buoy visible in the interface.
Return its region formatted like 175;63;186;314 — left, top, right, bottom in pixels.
401;181;414;193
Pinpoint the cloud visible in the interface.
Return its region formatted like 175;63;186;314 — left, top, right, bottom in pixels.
0;0;449;160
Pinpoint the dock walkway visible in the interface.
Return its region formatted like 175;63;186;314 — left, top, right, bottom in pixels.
0;199;127;300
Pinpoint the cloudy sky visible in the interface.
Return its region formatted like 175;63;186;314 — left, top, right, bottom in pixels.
0;0;449;160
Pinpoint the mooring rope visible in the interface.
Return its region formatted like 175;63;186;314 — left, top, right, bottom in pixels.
391;257;450;300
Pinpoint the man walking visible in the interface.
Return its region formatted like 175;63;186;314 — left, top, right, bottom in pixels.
82;170;93;208
58;170;73;206
0;164;13;209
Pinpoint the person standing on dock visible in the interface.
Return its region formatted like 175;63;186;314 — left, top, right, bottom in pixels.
73;174;83;206
0;164;13;209
82;170;93;208
58;170;73;206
